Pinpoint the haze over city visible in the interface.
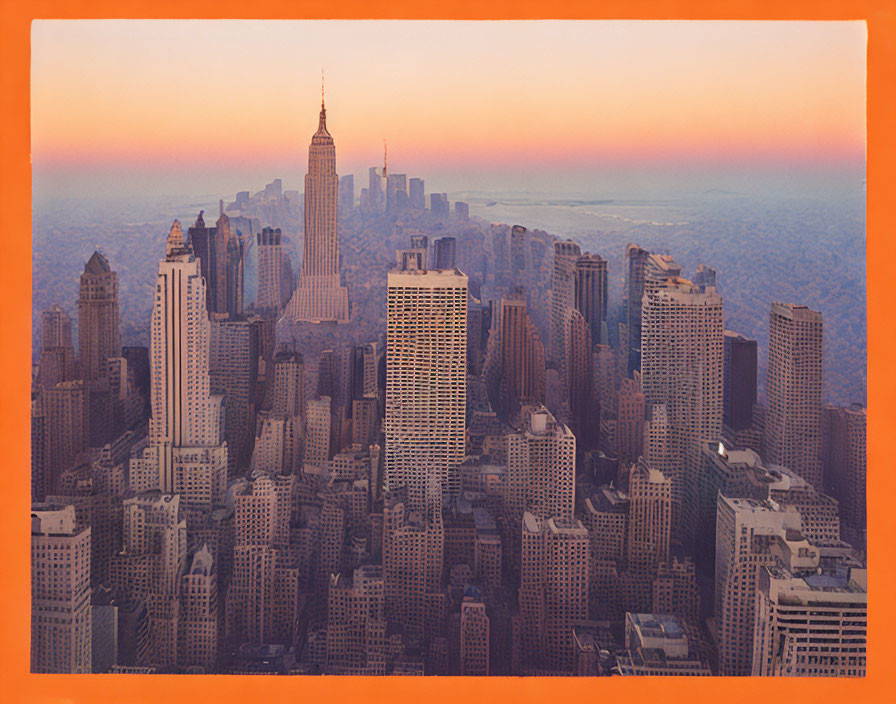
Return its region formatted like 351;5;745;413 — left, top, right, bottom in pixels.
29;20;868;678
32;20;865;201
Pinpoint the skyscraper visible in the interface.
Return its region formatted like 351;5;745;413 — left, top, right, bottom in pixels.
549;240;581;387
78;251;120;381
128;221;227;508
519;512;589;674
433;236;457;270
505;406;576;525
626;460;671;578
460;596;490;675
209;318;259;470
409;177;425;210
714;495;804;676
640;280;723;541
38;304;76;387
484;289;546;417
287;91;350;323
824;403;866;538
338;173;354;213
385;268;467;513
256;227;285;316
31;504;92;673
723;330;758;432
112;493;187;666
212;203;245;319
764;303;823;488
575;253;608;345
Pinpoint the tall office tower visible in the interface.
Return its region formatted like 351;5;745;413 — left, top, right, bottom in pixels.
39;304;76;386
510;225;528;271
693;264;717;292
715;495;804;676
430;192;450;218
226;475;300;647
287;95;350;323
753;557;866;676
723;331;758;432
643;403;677;484
433;236;457;270
764;303;824;488
385;268;467;513
824;404;866;538
304;395;333;471
409;177;425;210
623;247;683;377
78;251;120;381
40;380;88;496
252;413;301;476
624;244;649;376
366;166;384;212
271;347;304;418
178;545;218;669
326;565;387;674
111;493;187;666
318;498;347;595
626;460;671;578
455;201;470;220
210;318;259;470
383;491;444;639
575;253;608;345
31;504;92;673
256;227;284;316
338;173;354;212
460;596;490;675
640;280;723;542
519;513;589;674
505;407;576;525
550;240;582;385
31;398;47;501
317;348;339;400
616;375;645;462
484;289;545;417
386;173;408;213
128;221;227;508
362;342;380;399
567;309;597;445
211;202;244;318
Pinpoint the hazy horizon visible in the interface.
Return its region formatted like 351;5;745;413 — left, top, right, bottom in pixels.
31;20;865;205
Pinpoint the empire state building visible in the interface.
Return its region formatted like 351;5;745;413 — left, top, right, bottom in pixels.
286;89;350;322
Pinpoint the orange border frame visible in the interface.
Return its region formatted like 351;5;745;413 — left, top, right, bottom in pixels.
1;2;893;703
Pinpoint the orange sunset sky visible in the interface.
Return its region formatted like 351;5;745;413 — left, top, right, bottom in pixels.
31;20;866;198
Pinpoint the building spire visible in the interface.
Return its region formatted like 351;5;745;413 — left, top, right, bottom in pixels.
383;138;388;178
316;70;330;137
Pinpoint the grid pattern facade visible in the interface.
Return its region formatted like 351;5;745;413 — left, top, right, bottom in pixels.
764;303;823;488
385;269;467;512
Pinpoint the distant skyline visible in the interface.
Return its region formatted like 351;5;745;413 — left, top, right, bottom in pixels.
32;20;866;200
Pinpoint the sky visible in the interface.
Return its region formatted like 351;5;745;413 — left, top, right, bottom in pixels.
31;20;867;200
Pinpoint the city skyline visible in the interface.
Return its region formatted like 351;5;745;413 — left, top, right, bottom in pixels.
22;15;873;683
31;20;866;201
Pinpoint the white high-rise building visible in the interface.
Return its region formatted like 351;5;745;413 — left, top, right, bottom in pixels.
385;268;467;513
129;221;227;508
640;280;723;541
31;504;92;673
764;303;823;488
715;495;804;676
753;560;866;677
